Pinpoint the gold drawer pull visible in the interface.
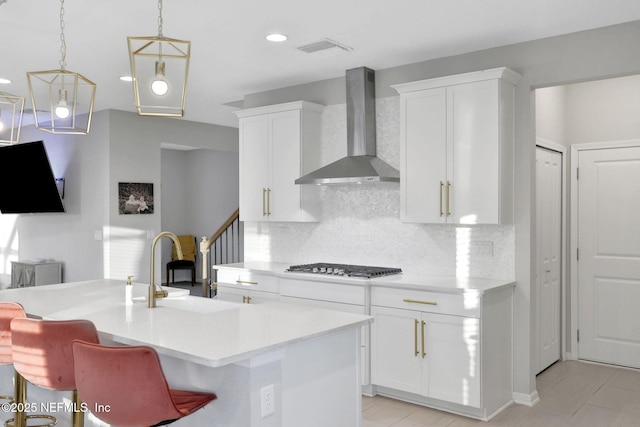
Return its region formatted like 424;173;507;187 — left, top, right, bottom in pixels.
403;299;438;306
414;319;419;357
446;180;451;217
421;320;426;358
262;188;268;216
237;280;258;285
439;181;444;217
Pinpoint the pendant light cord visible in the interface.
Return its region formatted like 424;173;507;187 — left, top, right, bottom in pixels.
157;0;163;38
59;0;67;70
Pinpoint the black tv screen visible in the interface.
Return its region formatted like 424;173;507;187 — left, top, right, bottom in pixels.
0;141;65;214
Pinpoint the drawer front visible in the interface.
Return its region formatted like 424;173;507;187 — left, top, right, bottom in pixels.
217;285;279;304
371;287;480;318
279;278;365;306
214;268;278;293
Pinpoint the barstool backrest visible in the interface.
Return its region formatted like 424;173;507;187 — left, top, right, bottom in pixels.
0;302;26;365
72;340;216;426
10;318;99;391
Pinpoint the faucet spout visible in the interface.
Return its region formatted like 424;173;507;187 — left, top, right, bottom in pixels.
149;231;184;308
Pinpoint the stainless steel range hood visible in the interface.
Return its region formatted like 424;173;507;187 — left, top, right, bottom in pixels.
295;67;400;185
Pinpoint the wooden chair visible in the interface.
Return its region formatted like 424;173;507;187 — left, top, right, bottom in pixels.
166;235;197;286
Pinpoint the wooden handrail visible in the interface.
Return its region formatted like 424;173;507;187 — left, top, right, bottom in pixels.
206;208;240;248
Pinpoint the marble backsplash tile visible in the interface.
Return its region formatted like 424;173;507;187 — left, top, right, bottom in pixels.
243;99;515;280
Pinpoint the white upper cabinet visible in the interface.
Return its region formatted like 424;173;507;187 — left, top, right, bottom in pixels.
393;68;521;224
235;101;323;222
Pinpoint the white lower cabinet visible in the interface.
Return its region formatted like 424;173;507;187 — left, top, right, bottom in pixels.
278;278;369;386
213;264;513;420
371;306;480;408
370;285;513;420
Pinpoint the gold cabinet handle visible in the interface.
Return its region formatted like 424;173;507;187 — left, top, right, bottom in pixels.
421;320;426;358
414;319;419;357
446;180;451;217
403;299;438;306
246;296;252;304
237;280;258;285
266;188;271;215
242;295;252;304
439;181;444;217
262;188;267;216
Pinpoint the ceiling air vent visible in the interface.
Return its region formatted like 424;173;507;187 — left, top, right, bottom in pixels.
297;38;353;57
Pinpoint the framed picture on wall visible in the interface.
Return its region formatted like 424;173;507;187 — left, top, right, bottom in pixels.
118;182;154;214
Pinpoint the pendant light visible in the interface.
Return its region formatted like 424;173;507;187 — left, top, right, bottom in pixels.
128;0;191;117
27;0;96;135
0;91;24;145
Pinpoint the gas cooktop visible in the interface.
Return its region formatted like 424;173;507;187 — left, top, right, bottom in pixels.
286;263;402;279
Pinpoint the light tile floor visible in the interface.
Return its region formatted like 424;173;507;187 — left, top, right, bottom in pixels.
363;360;640;426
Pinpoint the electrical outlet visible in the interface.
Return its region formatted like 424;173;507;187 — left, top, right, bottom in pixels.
470;241;494;257
260;384;275;418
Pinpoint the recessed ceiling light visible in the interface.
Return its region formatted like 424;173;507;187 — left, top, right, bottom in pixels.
0;78;11;84
266;33;288;42
119;75;134;82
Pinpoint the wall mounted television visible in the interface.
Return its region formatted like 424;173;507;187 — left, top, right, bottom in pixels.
0;141;65;214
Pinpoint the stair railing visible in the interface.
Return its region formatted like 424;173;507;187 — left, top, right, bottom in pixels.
199;208;242;297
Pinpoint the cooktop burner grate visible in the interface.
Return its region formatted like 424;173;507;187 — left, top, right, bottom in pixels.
286;263;402;279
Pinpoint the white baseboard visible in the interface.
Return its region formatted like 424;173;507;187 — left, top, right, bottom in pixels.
512;390;540;407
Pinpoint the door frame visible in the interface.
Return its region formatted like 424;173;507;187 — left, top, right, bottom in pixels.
569;139;640;360
536;138;567;365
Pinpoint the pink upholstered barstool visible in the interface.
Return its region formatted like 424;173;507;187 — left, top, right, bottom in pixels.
0;302;29;427
72;340;217;426
0;302;25;403
1;303;54;427
10;318;100;427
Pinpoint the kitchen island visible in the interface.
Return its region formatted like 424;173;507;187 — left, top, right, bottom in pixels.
0;279;372;426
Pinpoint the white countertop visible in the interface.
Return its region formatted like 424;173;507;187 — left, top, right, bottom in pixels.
215;262;515;294
0;279;372;368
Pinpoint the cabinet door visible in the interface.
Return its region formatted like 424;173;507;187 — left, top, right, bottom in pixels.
371;306;423;395
239;115;271;221
448;80;500;224
400;88;447;223
269;110;302;222
425;313;480;408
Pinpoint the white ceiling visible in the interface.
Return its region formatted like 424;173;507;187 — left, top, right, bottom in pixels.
1;0;639;129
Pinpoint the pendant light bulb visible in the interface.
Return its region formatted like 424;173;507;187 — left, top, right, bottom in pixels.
54;89;70;119
151;61;169;96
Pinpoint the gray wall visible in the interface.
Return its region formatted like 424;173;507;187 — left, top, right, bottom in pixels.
241;20;640;401
0;110;238;288
2;111;111;285
161;148;240;283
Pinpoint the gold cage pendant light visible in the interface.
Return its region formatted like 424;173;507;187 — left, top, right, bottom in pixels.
128;0;191;117
0;91;24;145
27;0;96;135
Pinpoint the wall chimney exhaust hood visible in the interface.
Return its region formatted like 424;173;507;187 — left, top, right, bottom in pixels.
295;67;399;185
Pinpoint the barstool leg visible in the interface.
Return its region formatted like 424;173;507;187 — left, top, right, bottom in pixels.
71;390;84;427
5;372;56;427
13;372;25;427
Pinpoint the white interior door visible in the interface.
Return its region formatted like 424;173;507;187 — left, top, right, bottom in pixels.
578;146;640;368
536;146;562;373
